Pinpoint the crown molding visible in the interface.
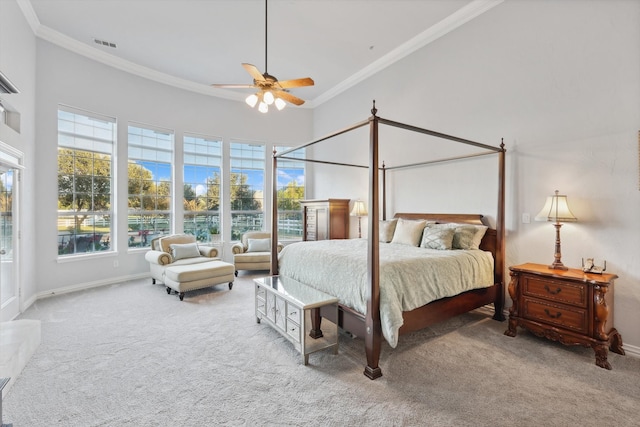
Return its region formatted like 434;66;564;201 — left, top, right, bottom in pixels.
19;0;502;109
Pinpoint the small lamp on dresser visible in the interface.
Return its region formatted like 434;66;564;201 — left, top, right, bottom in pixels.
350;200;367;238
535;190;577;270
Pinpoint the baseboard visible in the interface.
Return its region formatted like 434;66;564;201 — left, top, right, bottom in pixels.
623;342;640;358
34;273;150;302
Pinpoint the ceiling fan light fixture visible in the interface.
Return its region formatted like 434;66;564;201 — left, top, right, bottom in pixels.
246;93;259;108
274;97;286;110
263;90;275;105
258;101;269;113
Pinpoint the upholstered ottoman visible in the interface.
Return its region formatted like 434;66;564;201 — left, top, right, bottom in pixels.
164;260;235;301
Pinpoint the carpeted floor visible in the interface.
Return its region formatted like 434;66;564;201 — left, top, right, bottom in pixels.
4;274;640;426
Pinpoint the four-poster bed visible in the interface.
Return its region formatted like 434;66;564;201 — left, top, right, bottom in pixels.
270;103;506;379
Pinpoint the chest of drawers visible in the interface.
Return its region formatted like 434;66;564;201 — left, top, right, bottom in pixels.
505;263;624;369
300;199;350;241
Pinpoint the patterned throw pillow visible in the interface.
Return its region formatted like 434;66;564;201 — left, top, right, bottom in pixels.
420;227;455;250
425;223;489;250
451;226;479;250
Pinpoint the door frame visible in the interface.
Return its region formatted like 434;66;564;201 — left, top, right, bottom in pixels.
0;140;24;322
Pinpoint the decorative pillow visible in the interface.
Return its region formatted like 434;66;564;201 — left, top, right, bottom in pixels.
379;219;398;243
247;238;271;253
468;225;488;250
420;227;455;250
451;226;479;250
170;242;200;260
390;219;427;246
427;223;488;250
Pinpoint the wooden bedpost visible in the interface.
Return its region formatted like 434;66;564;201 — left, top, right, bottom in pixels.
493;140;506;321
381;161;386;221
364;101;383;380
270;148;279;275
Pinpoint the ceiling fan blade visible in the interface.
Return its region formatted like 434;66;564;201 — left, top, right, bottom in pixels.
274;90;305;106
211;84;256;89
276;77;315;89
242;63;266;82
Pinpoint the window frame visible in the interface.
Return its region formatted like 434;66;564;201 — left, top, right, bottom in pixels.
127;123;174;249
57;106;116;258
182;133;223;243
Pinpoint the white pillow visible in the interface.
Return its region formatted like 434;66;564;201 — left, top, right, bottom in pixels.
170;242;200;260
379;219;398;243
247;238;271;252
390;219;427;246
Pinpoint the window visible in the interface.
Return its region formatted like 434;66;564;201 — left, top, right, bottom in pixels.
230;141;264;240
275;146;305;239
127;124;173;248
183;134;222;242
57;107;115;256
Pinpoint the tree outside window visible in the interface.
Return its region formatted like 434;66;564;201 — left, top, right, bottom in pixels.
183;134;221;242
127;125;173;248
57;108;114;256
275;145;305;239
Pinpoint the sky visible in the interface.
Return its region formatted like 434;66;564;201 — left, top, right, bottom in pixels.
137;161;304;196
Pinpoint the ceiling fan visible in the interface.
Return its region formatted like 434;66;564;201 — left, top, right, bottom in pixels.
211;0;314;112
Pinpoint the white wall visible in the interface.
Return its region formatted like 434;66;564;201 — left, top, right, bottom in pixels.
0;0;38;312
311;0;640;351
33;40;312;295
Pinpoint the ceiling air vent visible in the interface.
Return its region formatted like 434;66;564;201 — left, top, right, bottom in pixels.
94;38;117;49
0;70;19;94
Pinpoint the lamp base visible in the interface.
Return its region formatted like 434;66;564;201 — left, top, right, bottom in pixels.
548;261;569;271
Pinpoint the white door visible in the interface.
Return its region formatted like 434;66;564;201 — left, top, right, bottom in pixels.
0;166;19;321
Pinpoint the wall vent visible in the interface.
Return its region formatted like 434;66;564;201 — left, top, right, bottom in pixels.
94;38;117;49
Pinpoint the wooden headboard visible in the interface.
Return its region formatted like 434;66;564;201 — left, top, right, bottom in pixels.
393;212;497;261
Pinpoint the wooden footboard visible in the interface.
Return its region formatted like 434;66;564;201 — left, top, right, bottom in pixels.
318;282;505;345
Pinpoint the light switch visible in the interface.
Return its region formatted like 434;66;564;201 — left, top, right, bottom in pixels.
522;213;530;224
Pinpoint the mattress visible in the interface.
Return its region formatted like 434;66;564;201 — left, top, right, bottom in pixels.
278;239;494;347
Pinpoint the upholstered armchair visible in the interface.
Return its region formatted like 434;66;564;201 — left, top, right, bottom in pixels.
145;234;219;285
231;231;283;276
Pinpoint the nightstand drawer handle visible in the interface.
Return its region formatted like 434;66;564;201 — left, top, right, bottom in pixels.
544;308;562;319
544;285;562;295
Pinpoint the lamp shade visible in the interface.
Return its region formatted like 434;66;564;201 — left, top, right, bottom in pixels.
535;190;577;222
350;200;367;217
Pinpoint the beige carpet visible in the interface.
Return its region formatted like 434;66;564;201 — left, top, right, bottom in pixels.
4;274;640;426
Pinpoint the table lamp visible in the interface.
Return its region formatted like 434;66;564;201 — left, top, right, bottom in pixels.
350;200;368;238
535;190;577;270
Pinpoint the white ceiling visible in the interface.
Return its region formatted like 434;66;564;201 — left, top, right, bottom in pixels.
24;0;502;107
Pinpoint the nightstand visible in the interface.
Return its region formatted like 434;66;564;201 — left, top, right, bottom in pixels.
505;263;624;369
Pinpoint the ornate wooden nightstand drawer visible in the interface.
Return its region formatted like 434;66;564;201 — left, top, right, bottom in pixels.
523;276;587;308
522;297;588;334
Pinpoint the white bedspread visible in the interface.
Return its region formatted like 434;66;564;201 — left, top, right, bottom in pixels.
278;239;494;347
